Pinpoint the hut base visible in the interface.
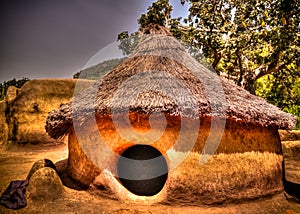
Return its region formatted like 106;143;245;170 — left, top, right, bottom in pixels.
166;151;283;205
66;117;284;204
90;150;283;205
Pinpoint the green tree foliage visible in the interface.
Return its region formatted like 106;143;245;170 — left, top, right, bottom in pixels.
117;31;140;56
0;77;30;101
181;0;299;94
256;64;300;129
180;0;299;128
138;0;173;30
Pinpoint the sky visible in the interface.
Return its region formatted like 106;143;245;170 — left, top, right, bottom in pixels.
0;0;189;83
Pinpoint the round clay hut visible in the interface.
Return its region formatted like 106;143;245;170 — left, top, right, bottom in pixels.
46;24;296;205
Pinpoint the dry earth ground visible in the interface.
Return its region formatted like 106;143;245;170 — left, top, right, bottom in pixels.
0;141;299;213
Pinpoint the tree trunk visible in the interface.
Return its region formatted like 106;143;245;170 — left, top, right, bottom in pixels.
243;77;256;95
242;71;256;94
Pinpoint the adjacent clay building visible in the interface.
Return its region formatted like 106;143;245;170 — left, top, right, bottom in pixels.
0;79;93;145
46;24;296;205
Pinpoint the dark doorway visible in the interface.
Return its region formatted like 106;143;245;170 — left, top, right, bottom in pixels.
117;144;168;196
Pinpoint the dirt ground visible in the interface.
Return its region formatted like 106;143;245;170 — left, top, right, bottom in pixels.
0;143;299;214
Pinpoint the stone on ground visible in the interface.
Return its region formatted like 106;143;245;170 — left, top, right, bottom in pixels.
26;167;64;201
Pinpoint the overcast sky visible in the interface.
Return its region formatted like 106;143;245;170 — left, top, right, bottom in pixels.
0;0;188;83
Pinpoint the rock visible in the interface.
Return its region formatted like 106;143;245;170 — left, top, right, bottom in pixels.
26;159;57;181
26;167;64;201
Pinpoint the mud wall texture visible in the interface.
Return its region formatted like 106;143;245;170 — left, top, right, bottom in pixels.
0;79;94;145
67;114;283;204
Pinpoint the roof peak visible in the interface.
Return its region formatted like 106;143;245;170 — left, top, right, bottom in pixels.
141;24;172;36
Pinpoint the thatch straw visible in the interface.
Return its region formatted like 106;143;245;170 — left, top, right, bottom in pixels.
45;24;296;139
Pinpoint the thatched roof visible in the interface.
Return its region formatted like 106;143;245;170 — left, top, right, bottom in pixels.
45;24;296;139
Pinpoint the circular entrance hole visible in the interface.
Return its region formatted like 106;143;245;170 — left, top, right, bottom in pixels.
117;144;168;196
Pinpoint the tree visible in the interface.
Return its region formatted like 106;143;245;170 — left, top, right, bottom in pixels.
138;0;173;30
180;0;299;127
117;31;140;56
180;0;299;94
117;0;181;55
256;64;300;129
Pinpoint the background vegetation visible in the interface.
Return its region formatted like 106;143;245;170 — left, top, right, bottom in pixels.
73;58;125;80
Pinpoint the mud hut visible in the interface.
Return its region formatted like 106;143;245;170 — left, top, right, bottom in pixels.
46;24;296;205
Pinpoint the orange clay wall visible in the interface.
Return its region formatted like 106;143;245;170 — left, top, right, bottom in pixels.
67;113;282;200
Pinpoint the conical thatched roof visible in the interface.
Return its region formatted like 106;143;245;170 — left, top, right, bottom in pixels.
45;24;296;139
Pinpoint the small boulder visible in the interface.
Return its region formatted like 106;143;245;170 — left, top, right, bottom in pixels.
26;159;57;181
26;167;64;201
